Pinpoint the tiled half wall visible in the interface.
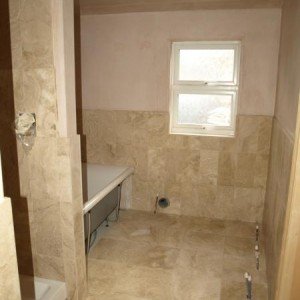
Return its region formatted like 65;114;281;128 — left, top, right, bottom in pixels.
263;118;294;299
83;110;272;223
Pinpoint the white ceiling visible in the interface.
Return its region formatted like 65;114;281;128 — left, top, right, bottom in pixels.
80;0;283;15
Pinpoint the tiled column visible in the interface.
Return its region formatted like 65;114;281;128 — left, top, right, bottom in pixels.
9;0;86;298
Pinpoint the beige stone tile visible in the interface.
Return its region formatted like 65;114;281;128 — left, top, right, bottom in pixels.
85;293;149;300
187;135;203;150
88;259;173;299
63;258;77;299
114;144;135;166
87;211;269;299
0;198;21;300
181;184;219;218
163;181;182;215
220;136;238;152
87;259;122;296
233;187;265;222
234;153;256;187
33;254;65;281
33;202;63;258
224;236;256;259
173;268;222;299
182;230;225;253
180;216;227;236
257;116;273;154
196;184;219;218
133;111;151;148
199;150;219;185
131;146;148;180
220;280;268;300
218;152;236;186
147;147;167;181
147;112;170;148
115;110;135;146
82;110;272;223
236;115;259;153
177;248;223;278
215;186;235;220
177;150;201;185
102;213;157;246
20;0;53;68
154;217;186;248
131;176;149;211
180;184;198;216
225;220;258;239
254;154;269;188
199;136;221;151
89;238;179;269
222;254;267;284
22;69;57;136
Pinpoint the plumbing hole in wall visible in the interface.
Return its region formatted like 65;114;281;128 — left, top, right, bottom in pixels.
154;195;170;214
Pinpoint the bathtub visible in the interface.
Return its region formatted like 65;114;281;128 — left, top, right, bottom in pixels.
82;164;134;248
20;276;67;300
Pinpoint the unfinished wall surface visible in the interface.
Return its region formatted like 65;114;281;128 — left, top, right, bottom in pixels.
81;9;281;115
263;0;300;298
9;0;86;298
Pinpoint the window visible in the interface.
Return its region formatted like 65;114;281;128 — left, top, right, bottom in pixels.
170;41;241;137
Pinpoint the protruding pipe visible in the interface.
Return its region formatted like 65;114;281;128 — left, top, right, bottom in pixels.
255;244;260;270
256;225;259;242
244;272;252;299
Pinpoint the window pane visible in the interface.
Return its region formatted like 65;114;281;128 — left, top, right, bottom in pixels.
179;49;235;82
178;93;232;126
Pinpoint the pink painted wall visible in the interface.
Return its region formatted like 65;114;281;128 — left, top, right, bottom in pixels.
81;9;281;115
275;0;300;135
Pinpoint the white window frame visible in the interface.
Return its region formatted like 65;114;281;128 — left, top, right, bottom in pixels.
169;41;241;137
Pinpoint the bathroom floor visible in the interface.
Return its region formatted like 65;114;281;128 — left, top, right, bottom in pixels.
86;210;268;299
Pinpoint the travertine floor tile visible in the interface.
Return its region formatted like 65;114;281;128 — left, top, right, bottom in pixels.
220;281;268;300
87;210;268;299
89;238;179;269
222;254;267;284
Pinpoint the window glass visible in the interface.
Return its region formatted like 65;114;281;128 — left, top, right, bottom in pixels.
179;49;235;82
178;93;232;127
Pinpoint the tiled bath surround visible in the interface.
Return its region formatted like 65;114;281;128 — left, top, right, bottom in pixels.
83;110;272;223
9;0;86;298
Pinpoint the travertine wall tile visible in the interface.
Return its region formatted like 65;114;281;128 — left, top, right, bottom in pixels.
9;0;86;298
0;198;21;300
263;118;294;297
218;152;236;186
83;110;272;222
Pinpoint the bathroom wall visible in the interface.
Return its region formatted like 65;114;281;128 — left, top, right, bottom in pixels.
263;0;300;298
84;110;272;221
81;9;281;222
81;9;281;115
0;197;21;300
9;0;86;298
0;0;34;278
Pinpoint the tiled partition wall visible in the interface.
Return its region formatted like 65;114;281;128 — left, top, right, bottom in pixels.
9;0;86;298
263;119;294;298
83;110;272;223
